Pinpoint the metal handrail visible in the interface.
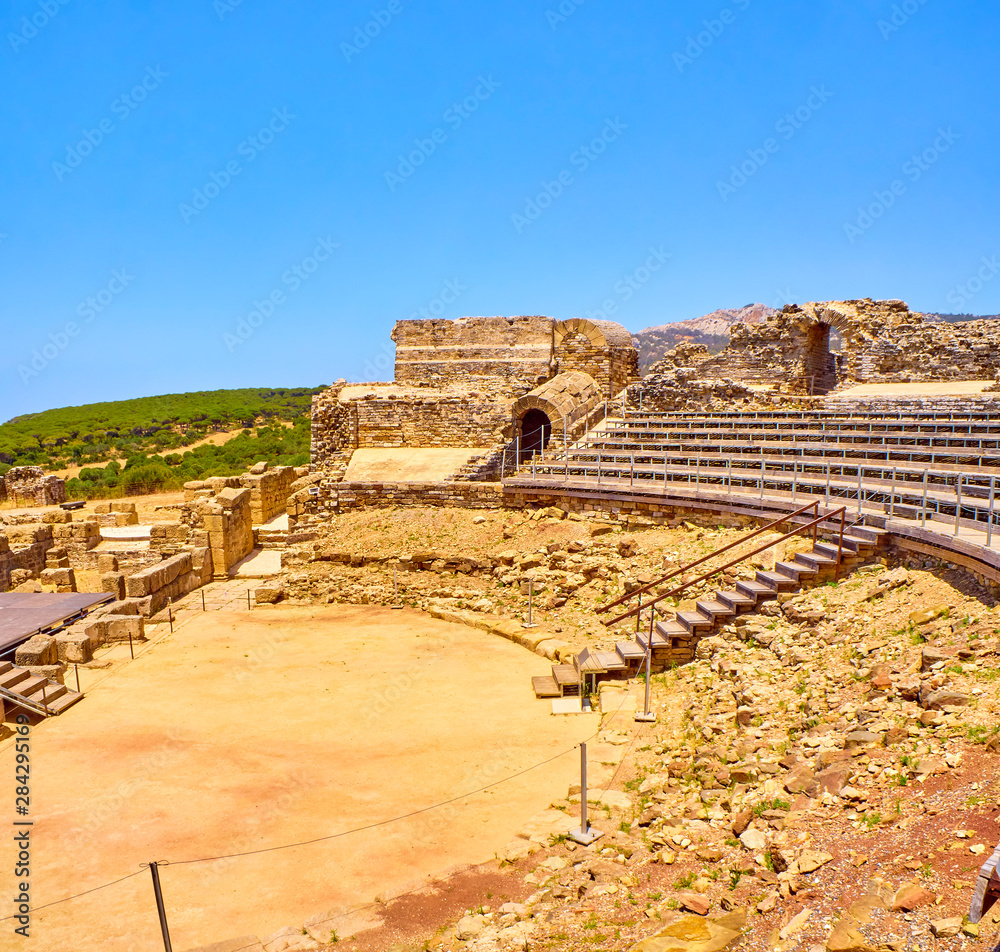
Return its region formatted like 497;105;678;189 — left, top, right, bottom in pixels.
597;499;826;616
0;684;51;717
604;504;848;627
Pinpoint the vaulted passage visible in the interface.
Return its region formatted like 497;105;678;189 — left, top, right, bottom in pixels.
803;322;839;395
519;409;551;462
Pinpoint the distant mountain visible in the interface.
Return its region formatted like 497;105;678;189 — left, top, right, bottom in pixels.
632;304;778;373
916;312;1000;323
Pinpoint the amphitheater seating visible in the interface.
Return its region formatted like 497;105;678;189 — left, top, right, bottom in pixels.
512;409;1000;536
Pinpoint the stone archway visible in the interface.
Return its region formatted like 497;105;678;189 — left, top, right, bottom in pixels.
519;408;551;462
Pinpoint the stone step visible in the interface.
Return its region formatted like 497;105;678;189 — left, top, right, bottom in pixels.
774;560;816;583
734;579;775;602
793;550;839;572
695;599;736;622
675;610;715;634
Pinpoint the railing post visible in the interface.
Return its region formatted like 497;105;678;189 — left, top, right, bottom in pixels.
826;462;830;504
792;460;797;500
838;508;845;571
501;446;507;478
630;455;634;486
598;453;602;486
921;470;928;526
857;465;862;516
759;458;764;500
955;475;961;536
988;476;995;547
889;466;896;518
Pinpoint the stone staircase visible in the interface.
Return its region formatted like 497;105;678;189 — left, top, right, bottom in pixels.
0;661;83;716
532;522;884;698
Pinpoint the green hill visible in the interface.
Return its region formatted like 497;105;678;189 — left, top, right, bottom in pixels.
0;387;323;498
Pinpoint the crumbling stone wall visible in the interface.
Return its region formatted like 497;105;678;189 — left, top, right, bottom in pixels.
121;549;213;616
392;316;554;390
312;316;640;473
240;464;297;523
0;466;66;506
700;299;1000;393
201;487;253;578
553;319;640;399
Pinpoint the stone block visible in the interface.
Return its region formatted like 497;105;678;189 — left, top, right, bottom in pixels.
105;614;146;643
101;572;127;599
109;501;137;513
15;635;57;666
114;511;139;527
55;631;93;663
25;664;66;686
41;510;72;524
255;583;284;604
97;554;120;573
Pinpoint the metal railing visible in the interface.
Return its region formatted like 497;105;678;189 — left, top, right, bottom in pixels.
600;500;847;627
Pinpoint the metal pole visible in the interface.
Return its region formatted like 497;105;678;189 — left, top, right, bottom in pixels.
889;466;896;518
759;458;764;500
792;460;797;500
955;476;961;536
501;446;507;477
201;589;206;612
75;663;80;693
857;465;862;516
826;463;830;504
149;862;174;952
247;589;251;610
167;600;173;634
922;470;928;526
580;743;589;835
597;453;601;486
128;627;134;660
989;476;995;547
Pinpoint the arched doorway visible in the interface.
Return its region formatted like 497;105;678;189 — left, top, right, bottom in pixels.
803;322;838;394
519;409;551;462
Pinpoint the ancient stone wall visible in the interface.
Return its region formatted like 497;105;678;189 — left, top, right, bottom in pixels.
200;487;253;578
354;392;510;448
0;466;66;506
700;299;1000;393
391;316;554;390
240;464;297;523
121;548;213;616
310;479;503;516
553;319;640;399
311;382;356;463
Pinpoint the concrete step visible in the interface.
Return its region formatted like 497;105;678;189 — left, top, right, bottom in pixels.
716;589;757;612
676;610;715;634
755;570;797;592
735;579;775;602
695;599;736;622
774;560;816;583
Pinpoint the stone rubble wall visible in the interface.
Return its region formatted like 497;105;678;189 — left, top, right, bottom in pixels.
200;487;253;578
310;479;503;516
698;299;1000;392
0;466;66;506
354;392;511;448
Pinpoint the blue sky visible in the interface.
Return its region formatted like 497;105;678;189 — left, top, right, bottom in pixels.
1;0;997;418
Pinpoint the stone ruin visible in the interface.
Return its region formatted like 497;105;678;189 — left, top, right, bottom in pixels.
0;465;66;507
686;298;1000;395
310;315;639;479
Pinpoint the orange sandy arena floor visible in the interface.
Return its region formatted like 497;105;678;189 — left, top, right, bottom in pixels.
0;604;594;951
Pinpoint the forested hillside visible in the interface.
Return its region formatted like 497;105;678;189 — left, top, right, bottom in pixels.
0;387;322;498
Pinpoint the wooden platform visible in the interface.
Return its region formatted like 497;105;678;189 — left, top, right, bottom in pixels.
0;592;114;658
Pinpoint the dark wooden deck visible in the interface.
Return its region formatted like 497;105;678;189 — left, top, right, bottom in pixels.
0;592;114;657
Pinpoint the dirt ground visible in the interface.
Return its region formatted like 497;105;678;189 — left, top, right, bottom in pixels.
0;604;595;952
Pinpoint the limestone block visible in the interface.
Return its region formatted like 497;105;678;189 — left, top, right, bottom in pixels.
40;568;77;592
93;502;111;514
103;614;146;643
42;510;72;524
101;572;127;599
109;501;137;513
15;635;57;666
114;511;139;527
55;631;93;663
25;664;66;686
97;554;119;573
255;583;284;604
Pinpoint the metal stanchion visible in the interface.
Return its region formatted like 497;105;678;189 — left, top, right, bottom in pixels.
636;608;656;723
201;590;206;612
988;476;995;547
247;589;252;610
148;862;174;952
75;664;80;693
128;628;134;660
568;742;603;846
392;563;403;609
921;470;929;526
955;476;962;536
522;577;537;629
167;601;173;634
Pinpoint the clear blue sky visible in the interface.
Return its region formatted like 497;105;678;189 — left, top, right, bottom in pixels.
2;0;997;418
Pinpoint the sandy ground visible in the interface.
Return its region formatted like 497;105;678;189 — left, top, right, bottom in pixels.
834;379;996;397
0;604;593;952
343;448;487;482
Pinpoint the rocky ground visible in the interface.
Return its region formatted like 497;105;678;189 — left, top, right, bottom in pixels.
264;507;1000;952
